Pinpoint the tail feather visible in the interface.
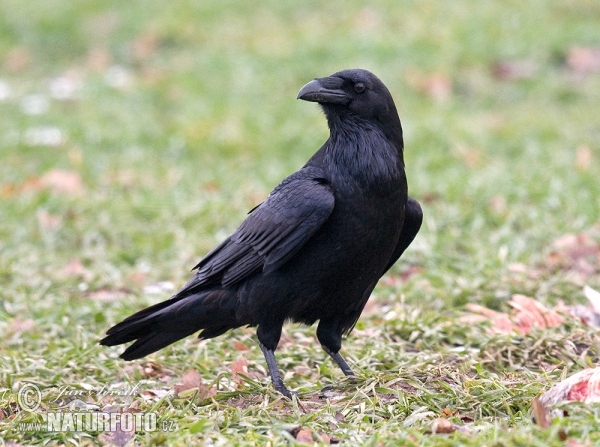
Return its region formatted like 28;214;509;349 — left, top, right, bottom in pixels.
100;290;239;359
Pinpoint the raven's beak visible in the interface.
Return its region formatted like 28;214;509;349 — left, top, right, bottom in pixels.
297;77;350;105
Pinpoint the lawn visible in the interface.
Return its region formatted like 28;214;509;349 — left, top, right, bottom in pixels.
1;0;600;445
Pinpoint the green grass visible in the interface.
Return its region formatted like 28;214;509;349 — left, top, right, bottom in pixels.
1;0;600;445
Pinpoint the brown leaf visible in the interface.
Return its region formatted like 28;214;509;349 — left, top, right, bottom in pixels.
140;389;170;399
575;145;592;171
296;429;314;443
37;210;62;229
132;33;159;60
231;355;249;384
234;341;250;351
464;295;570;335
463;303;514;334
140;362;161;378
63;258;86;277
431;417;457;434
509;294;565;332
39;170;84;196
174;369;202;395
540;368;600;406
9;317;35;334
85;289;128;302
5;46;31;72
404;70;452;100
532;397;551;428
566;439;593;447
566;46;600;74
492;60;537;81
87;46;112;72
295;428;330;444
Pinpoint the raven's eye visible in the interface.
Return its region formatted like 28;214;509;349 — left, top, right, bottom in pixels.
354;82;366;93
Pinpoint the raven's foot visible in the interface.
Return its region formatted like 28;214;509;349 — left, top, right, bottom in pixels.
322;345;356;377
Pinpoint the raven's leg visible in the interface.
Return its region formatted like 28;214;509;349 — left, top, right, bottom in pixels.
316;321;355;377
257;323;295;398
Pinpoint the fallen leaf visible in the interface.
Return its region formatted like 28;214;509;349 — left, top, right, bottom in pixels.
463;303;514;334
234;341;250;351
140;389;170;399
583;286;600;314
174;369;202;395
575;145;592;171
509;294;565;333
85;289;128;302
540;368;600;407
142;362;164;378
566;46;600;74
132;33;159;60
39;170;84;195
5;46;31;72
295;429;314;443
231;355;249;384
63;258;86;277
492;59;537;80
37;210;62;229
295;428;330;444
8;317;35;334
431;417;457;434
87;46;112;72
532;397;551;428
404;70;452;100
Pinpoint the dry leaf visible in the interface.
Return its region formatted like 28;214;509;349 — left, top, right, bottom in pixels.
464;295;566;335
575;145;592;171
509;294;565;333
132;33;159;60
540;368;600;406
39;170;84;195
431;417;456;434
37;210;62;229
583;286;600;314
9;317;35;334
463;303;514;334
5;46;31;72
85;289;128;302
532;397;551;428
492;60;537;80
231;355;249;384
566;46;600;74
141;389;170;399
405;70;452;100
87;46;112;72
174;369;202;395
63;258;86;277
295;428;330;444
234;341;250;351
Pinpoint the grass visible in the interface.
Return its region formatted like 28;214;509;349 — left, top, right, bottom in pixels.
1;0;600;445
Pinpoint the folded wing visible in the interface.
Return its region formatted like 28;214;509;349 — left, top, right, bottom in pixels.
176;166;335;297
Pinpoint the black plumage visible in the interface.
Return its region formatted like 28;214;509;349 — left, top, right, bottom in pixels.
100;69;422;397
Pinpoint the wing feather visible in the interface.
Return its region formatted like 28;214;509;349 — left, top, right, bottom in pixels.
175;167;334;297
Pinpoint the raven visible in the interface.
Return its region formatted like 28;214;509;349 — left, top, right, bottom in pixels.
100;69;422;398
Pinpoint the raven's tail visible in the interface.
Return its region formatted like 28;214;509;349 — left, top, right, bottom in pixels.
100;290;238;360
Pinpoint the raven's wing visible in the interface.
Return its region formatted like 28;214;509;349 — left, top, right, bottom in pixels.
382;195;422;275
176;166;334;296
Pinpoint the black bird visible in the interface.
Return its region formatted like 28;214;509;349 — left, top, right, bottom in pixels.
100;69;422;398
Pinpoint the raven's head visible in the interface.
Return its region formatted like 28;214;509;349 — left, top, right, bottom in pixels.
297;69;402;148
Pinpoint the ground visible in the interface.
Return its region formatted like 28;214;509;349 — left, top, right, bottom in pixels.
1;0;600;445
